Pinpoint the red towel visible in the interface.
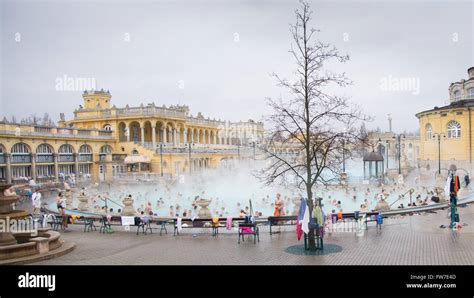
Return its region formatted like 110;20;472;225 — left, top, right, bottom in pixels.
296;221;302;241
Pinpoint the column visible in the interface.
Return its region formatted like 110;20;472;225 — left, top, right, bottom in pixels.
141;125;145;146
53;153;59;182
91;153;100;184
31;153;37;181
184;129;188;144
152;125;157;150
5;153;11;184
161;128;166;143
173;128;177;146
191;129;194;143
126;123;131;142
197;130;200;144
74;153;79;176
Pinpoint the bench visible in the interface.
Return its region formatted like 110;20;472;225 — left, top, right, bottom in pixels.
173;217;247;236
48;216;64;231
83;217;97;232
238;222;260;244
267;215;297;235
99;216;113;233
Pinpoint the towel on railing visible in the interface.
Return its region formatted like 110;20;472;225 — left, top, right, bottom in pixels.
226;217;232;230
177;217;183;233
121;216;135;226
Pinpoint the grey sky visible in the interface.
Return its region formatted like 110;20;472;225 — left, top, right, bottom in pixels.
1;0;473;132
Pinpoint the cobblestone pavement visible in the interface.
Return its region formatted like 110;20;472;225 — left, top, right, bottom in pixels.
34;204;474;265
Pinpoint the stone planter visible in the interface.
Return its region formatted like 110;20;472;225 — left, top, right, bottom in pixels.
77;195;90;211
195;199;212;218
374;199;390;211
122;197;136;216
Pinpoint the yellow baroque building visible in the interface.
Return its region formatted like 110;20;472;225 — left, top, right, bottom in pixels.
0;90;264;184
416;67;474;173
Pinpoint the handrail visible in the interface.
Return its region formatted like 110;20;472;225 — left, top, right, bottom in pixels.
101;197;124;209
389;188;415;207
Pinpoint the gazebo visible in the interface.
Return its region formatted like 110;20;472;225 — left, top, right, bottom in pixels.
363;151;384;179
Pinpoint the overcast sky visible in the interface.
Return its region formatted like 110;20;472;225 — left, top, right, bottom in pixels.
1;0;473;132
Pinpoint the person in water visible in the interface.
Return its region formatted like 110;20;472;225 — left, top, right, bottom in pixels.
273;193;284;217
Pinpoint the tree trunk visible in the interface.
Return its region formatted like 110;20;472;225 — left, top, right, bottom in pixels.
306;182;316;250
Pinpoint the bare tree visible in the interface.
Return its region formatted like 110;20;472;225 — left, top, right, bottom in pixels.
259;1;367;249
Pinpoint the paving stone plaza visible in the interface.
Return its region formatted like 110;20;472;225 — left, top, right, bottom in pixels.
34;202;474;266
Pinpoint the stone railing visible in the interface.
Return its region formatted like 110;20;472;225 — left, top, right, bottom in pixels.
116;106;187;119
187;117;224;127
36;155;54;163
0;129;114;140
78;154;93;162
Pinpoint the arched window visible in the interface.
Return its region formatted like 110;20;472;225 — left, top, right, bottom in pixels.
408;143;413;149
132;149;139;155
425;124;432;140
58;144;75;162
467;88;474;99
12;143;30;153
454;90;461;100
0;144;5;165
447;120;461;138
79;144;92;154
36;144;54;163
59;144;74;154
11;143;31;164
78;144;93;162
36;144;53;154
103;124;112;131
100;145;113;154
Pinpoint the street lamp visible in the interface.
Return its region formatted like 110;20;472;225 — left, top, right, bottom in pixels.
156;143;166;177
341;139;346;173
249;141;259;160
184;143;194;173
433;133;446;175
376;137;384;173
392;134;406;175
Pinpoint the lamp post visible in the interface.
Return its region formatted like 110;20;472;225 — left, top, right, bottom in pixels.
341;139;346;173
156;143;166;177
376;138;385;176
249;141;259;160
392;134;405;175
184;143;194;173
433;133;446;175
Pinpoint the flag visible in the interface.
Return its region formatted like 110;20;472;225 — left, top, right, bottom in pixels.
296;198;306;241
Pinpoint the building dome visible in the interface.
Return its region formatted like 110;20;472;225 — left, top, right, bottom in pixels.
363;151;384;162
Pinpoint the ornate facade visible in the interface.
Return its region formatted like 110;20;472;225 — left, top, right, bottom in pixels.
0;90;264;184
416;67;474;173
